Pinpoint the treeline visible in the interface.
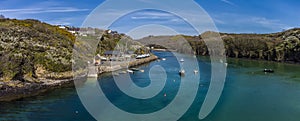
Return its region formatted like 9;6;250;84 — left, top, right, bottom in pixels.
191;29;300;63
138;28;300;63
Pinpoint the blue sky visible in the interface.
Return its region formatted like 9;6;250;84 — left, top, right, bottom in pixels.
1;0;299;38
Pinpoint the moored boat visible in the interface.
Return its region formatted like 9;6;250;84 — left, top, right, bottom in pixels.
263;69;274;73
180;58;184;62
179;69;185;76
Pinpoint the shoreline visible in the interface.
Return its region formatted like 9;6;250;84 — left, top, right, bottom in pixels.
0;76;85;102
0;55;158;102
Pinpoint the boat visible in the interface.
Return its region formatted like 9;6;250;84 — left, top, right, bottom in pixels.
130;68;139;71
179;69;185;76
180;58;184;62
127;69;134;73
193;70;199;74
263;69;274;73
162;58;166;61
140;70;145;72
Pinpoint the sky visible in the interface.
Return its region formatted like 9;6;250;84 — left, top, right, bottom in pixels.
0;0;299;39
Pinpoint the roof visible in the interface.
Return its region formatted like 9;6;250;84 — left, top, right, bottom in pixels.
104;51;121;55
127;51;135;54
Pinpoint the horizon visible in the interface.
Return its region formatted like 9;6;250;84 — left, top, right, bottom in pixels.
1;0;299;39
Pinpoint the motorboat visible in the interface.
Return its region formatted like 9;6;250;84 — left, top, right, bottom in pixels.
180;58;184;62
179;69;185;76
130;68;139;71
194;70;199;74
263;69;274;73
127;69;134;73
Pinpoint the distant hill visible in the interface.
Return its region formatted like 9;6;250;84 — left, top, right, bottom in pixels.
137;28;300;63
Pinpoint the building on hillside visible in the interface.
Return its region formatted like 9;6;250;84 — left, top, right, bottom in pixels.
104;51;124;61
0;15;5;19
104;51;122;57
94;54;101;66
58;25;66;29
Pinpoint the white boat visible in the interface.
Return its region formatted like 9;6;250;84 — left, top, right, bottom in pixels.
140;70;145;72
162;58;166;61
130;68;139;71
194;70;199;74
179;69;185;76
127;69;134;73
180;58;184;62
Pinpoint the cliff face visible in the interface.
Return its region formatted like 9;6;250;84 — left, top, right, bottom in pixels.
137;28;300;63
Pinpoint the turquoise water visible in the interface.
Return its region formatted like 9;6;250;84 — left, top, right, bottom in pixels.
1;51;300;121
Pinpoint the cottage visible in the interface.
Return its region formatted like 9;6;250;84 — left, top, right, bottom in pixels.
94;54;101;65
104;51;123;61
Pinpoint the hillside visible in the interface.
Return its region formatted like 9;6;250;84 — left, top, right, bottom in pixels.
0;19;76;83
137;28;300;63
0;18;141;90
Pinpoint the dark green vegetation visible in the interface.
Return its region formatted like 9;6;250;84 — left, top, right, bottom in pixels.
138;29;300;63
0;19;76;83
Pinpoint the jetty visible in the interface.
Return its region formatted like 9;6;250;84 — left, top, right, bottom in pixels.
96;55;158;75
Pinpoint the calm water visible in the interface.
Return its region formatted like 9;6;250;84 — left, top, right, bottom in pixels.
1;51;300;121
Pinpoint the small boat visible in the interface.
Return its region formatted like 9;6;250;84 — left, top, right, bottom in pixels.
140;70;145;72
127;69;134;73
162;58;166;61
179;69;185;76
263;69;274;73
130;68;139;71
180;58;184;62
194;70;199;74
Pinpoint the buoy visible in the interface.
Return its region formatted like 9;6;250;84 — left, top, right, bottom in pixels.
164;93;167;97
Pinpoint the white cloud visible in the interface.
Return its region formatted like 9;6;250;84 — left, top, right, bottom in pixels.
220;0;238;7
0;7;89;14
212;13;290;32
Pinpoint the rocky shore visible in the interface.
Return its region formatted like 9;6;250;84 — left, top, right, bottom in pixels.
0;55;157;101
0;76;86;102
